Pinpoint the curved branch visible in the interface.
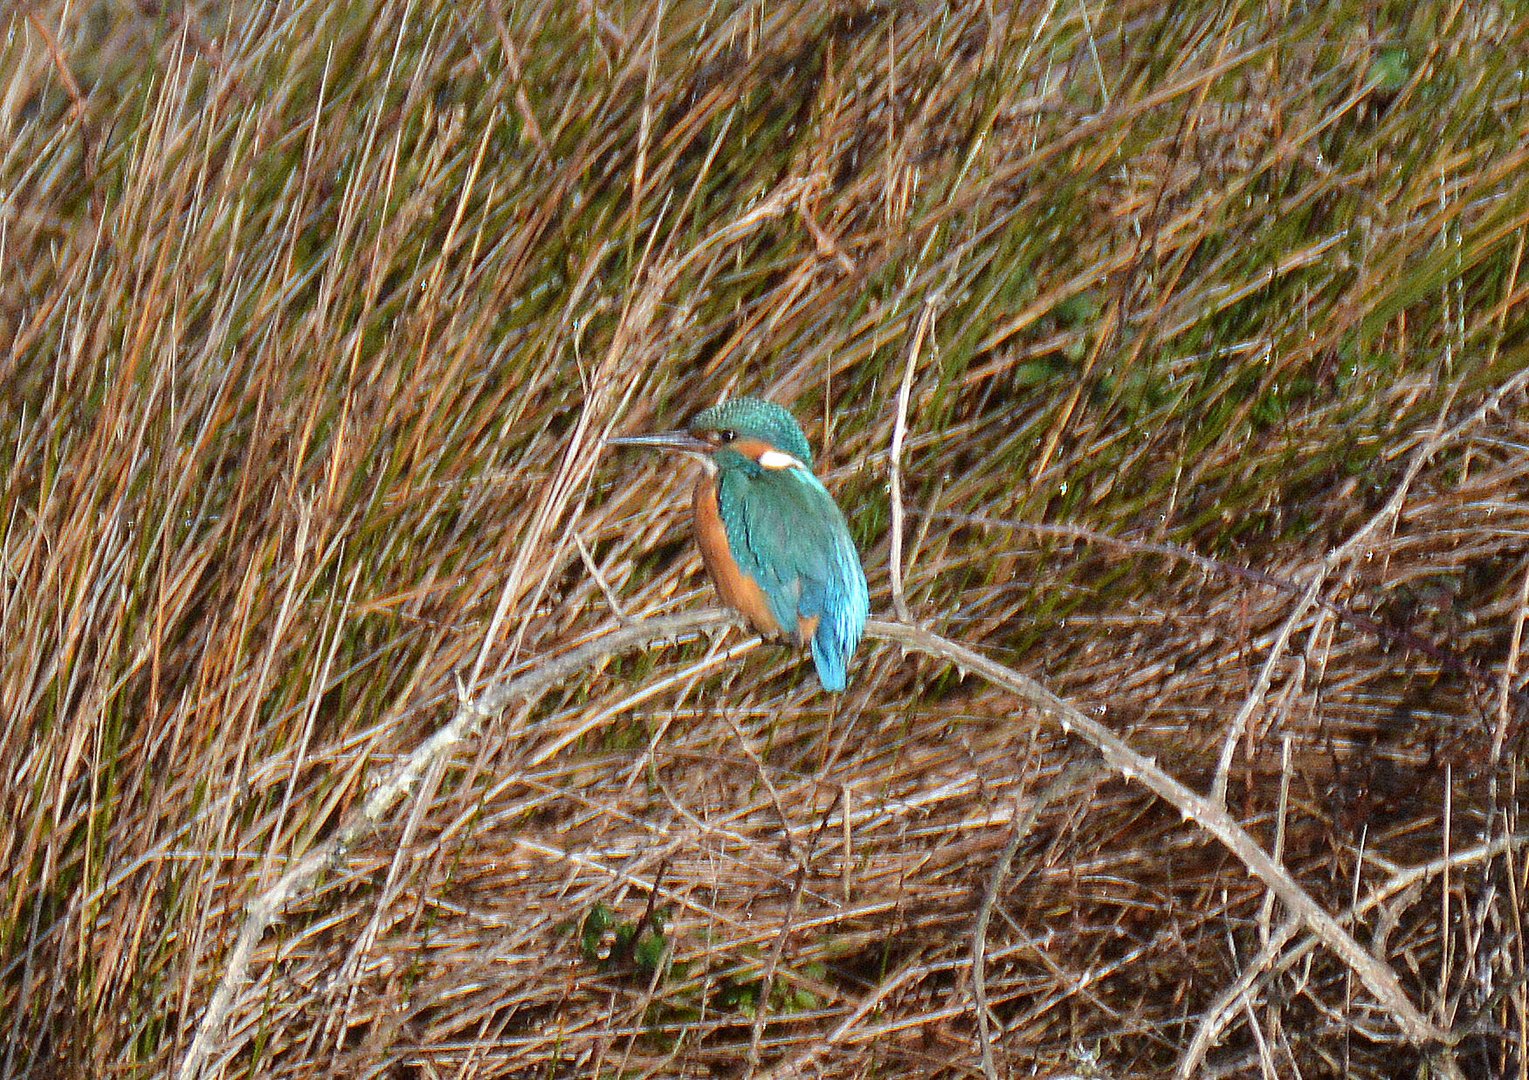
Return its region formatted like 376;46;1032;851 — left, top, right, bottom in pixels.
864;619;1445;1047
1176;834;1522;1076
176;609;743;1080
178;607;1444;1078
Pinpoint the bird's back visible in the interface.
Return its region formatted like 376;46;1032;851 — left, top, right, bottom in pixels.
713;461;868;691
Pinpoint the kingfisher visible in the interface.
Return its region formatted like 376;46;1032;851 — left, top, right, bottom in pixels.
609;397;870;691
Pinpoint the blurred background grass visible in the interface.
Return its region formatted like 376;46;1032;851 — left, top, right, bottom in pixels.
2;0;1527;1075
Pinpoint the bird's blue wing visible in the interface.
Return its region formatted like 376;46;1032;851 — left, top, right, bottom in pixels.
716;467;869;691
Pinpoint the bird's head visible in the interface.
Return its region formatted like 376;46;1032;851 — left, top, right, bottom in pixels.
609;397;815;475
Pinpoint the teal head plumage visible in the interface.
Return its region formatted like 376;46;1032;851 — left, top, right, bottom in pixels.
609;398;870;691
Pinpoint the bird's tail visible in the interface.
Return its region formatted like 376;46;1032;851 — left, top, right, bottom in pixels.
810;630;850;692
808;558;869;692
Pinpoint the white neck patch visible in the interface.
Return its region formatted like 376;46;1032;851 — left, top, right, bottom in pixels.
758;448;807;471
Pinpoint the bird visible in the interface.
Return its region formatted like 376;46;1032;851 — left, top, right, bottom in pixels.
608;397;870;691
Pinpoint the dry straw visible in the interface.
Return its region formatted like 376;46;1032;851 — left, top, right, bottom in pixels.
3;0;1528;1076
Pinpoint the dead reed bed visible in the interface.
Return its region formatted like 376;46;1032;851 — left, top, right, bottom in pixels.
2;0;1527;1075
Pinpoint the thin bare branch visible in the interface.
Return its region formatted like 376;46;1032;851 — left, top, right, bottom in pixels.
865;619;1447;1046
175;609;742;1080
1177;834;1526;1077
888;297;939;623
973;762;1096;1079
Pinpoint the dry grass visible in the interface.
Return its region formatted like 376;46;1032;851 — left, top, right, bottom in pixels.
3;0;1528;1076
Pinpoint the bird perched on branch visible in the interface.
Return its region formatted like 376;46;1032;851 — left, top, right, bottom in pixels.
609;397;869;691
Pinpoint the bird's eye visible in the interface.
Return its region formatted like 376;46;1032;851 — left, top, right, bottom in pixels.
717;429;736;444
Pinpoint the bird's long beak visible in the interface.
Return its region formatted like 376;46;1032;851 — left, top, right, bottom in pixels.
605;430;711;455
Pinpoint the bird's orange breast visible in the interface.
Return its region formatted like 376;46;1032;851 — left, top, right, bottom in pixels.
693;476;784;638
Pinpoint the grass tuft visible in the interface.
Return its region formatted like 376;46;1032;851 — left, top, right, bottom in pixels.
3;0;1527;1076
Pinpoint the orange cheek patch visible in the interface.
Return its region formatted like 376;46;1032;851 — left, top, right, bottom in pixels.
729;437;774;463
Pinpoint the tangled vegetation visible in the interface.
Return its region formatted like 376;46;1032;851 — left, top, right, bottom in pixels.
3;0;1527;1076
